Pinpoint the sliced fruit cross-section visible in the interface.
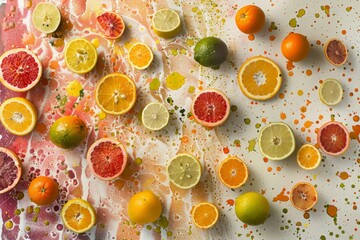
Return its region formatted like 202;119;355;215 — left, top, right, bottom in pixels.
127;43;154;70
324;38;347;66
218;156;248;188
32;2;61;33
318;78;343;106
142;102;169;131
0;147;22;194
297;144;321;170
192;202;219;229
290;182;318;211
317;121;349;156
152;9;182;39
97;12;125;39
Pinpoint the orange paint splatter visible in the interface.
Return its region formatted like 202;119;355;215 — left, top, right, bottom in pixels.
353;115;359;122
306;136;311;142
300;106;307;113
22;32;35;45
226;199;235;206
294;119;299;124
262;118;267;123
303;212;310;219
326;205;338;218
304;121;313;128
306;70;312;76
286;61;295;71
248;34;255;41
279;93;285;99
263;157;268;163
273;188;289;202
319;115;323;120
181;136;189;143
49;60;59;70
341;30;347;35
223;147;229;154
35;122;47;134
280;112;287;120
350;125;360;143
267;167;272;172
338;171;349;180
276;166;281;172
269;35;276;41
316;40;321;45
297;90;303;96
288;71;294;77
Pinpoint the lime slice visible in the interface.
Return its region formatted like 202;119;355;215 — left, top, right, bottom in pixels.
152;9;182;39
167;154;202;189
258;122;295;160
318;78;343;106
32;2;61;33
142;102;169;130
64;38;98;74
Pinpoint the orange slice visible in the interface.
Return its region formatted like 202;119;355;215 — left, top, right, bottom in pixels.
237;56;282;100
127;43;153;70
218;156;248;188
297;144;321;170
290;182;318;211
192;202;219;229
95;73;137;115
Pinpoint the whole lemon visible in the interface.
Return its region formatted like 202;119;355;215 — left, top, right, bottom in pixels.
235;192;270;226
128;190;162;225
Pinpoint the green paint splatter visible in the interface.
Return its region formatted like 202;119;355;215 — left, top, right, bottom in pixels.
346;7;352;12
146;225;152;230
247;139;256;152
289;18;297;28
166;72;185;90
255;123;261;129
320;235;326;240
16;191;24;200
186;39;195;47
321;5;330;17
188;86;195;93
231;105;237;112
167;231;173;237
44;220;50;226
244;118;251;125
34;207;40;214
27;206;33;214
25;226;30;231
166;97;174;106
269;22;278;31
135;158;142;165
179;49;187;55
282;208;288;214
14;209;21;215
315;13;320;18
233;139;241;147
170;49;178;56
5;220;13;229
340;183;345;188
158;215;169;228
149;78;161;91
155;226;161;233
296;9;306;18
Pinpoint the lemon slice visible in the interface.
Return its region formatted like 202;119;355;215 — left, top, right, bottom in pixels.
318;78;343;106
142;102;169;131
258;122;296;160
167;153;202;189
0;97;37;136
64;38;98;74
32;2;61;33
152;9;182;39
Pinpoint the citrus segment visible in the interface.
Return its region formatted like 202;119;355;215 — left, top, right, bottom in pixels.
97;12;125;39
32;2;61;33
237;56;282;100
0;48;42;92
317;121;349;156
64;38;98;74
324;38;347;66
142;102;169;131
235;192;270;226
28;176;59;205
0;147;22;194
0;97;37;136
290;182;318;211
61;198;96;233
235;5;265;34
86;138;127;180
95;73;137;115
167;153;202;189
297;144;321;170
258;122;295;160
191;89;230;127
152;9;181;39
318;78;343;106
192;202;219;229
218;156;248;188
128;43;153;70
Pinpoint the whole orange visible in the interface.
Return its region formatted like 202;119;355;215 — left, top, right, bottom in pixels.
235;5;265;34
28;176;59;205
281;32;310;62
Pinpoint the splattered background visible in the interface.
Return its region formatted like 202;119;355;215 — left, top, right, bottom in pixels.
0;0;360;239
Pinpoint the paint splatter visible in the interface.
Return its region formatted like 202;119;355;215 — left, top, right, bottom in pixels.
226;199;235;206
273;188;289;202
247;139;256;152
321;5;330;17
326;205;338;218
296;9;306;18
150;78;161;90
289;18;297;27
338;172;349;180
166;72;185;90
66;80;83;97
350;125;360;143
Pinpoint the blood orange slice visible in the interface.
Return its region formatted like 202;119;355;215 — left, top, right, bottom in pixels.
317;121;350;156
191;89;230;127
97;12;125;40
86;138;127;180
290;182;318;211
324;38;347;66
0;147;22;194
0;48;42;92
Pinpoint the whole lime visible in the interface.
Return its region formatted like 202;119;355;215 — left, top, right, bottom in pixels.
50;116;88;149
235;192;270;226
194;37;228;69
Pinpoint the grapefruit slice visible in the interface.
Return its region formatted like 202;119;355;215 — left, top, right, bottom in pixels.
290;182;318;211
317;121;349;156
97;12;125;40
86;138;127;180
191;89;230;127
324;39;347;66
0;147;22;194
0;48;42;92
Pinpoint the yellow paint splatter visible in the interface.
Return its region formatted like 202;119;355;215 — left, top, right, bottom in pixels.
166;72;185;90
297;9;306;18
66;80;83;97
186;39;195;47
91;38;100;48
247;139;256;152
98;111;107;120
289;18;297;28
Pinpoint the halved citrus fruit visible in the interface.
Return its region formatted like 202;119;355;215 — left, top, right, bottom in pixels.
64;38;98;74
318;78;343;106
28;176;59;205
297;144;321;170
142;102;169;131
324;38;347;66
317;121;349;156
0;97;37;136
290;182;318;211
97;12;125;40
218;156;248;188
127;43;153;70
191;89;230;128
61;198;96;233
32;2;61;33
258;122;296;160
95;73;137;115
237;56;282;100
0;48;42;92
86;138;127;180
192;202;219;229
152;9;182;39
0;147;22;194
167;153;202;189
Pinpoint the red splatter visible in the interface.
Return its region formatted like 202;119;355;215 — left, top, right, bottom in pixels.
226;199;234;206
223;147;229;154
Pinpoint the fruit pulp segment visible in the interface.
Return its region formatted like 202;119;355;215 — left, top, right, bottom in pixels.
0;152;19;191
153;10;180;31
220;158;247;186
193;92;228;123
320;124;347;153
291;184;317;210
194;204;217;226
97;13;124;37
64;204;93;230
2;102;33;131
168;155;201;187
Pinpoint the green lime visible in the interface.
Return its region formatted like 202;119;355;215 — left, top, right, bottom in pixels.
235;192;270;226
194;37;228;69
32;2;61;34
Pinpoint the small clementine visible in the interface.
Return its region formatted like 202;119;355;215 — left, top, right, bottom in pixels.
28;176;59;205
281;32;310;62
235;5;265;34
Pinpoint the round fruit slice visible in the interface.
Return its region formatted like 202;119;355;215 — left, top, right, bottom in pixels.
167;153;202;189
238;56;282;100
96;12;125;39
191;89;230;128
324;38;347;66
0;97;37;136
258;122;295;160
32;2;61;33
127;43;153;70
152;9;182;39
0;147;22;194
317;121;349;156
318;78;343;106
95;73;136;115
192;202;219;229
297;144;321;170
86;138;127;180
142;102;169;131
290;182;318;211
218;156;248;188
64;38;98;74
0;48;42;92
61;198;96;233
